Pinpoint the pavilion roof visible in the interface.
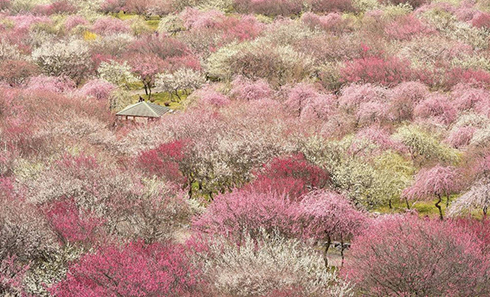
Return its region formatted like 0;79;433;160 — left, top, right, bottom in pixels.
116;101;170;118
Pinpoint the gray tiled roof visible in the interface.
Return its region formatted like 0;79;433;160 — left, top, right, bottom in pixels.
116;101;170;118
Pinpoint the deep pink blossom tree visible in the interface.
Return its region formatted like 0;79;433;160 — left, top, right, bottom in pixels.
43;199;105;245
340;55;414;87
136;139;188;186
50;241;201;297
246;153;330;200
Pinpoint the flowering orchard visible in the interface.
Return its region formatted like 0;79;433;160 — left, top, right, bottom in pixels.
1;0;490;295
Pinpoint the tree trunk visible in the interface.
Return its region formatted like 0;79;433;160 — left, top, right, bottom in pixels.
144;84;149;96
405;197;411;209
323;235;331;268
388;199;393;209
446;195;451;208
483;206;487;221
435;194;443;220
340;234;345;267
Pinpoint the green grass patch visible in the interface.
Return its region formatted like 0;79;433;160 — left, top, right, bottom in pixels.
374;196;454;218
132;90;188;110
145;19;160;31
113;11;139;20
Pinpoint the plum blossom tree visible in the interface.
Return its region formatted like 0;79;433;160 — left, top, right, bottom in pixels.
0;255;28;295
77;79;116;100
389;81;428;122
296;190;366;267
449;181;490;218
127;53;167;99
155;68;205;100
195;87;231;107
32;39;94;86
342;215;490;296
43;198;105;246
230;76;273;101
40;37;86;67
393;125;460;166
193;189;298;241
190;231;353;296
97;60;138;89
64;15;89;32
340;55;414;87
91;17;131;35
50;241;201;297
0;59;40;87
26;75;76;93
403;165;460;220
0;178;59;263
136;139;189;186
233;0;303;16
247;153;330;200
413;94;458;125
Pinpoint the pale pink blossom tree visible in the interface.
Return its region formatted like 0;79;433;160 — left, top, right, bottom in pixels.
403;165;460;220
296;190;367;267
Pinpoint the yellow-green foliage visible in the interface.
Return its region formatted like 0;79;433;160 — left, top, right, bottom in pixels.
83;30;98;41
382;3;413;20
206;39;315;86
393;125;461;166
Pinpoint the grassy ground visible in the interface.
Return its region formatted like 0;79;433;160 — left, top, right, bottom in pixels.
132;91;187;110
374;195;483;219
374;198;449;217
112;12;160;31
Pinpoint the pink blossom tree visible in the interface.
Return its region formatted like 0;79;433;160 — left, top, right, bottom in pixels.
91;17;131;35
230;76;273;101
77;79;116;101
0;255;29;296
0;60;40;87
43;199;105;246
246;153;330;200
389;81;429;122
193;189;298;242
403;165;460;220
413;94;458;125
50;241;201;297
340;55;415;87
296;190;367;267
127;53;167;99
342;215;490;296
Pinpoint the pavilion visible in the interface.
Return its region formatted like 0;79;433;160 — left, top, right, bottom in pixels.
116;101;171;123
